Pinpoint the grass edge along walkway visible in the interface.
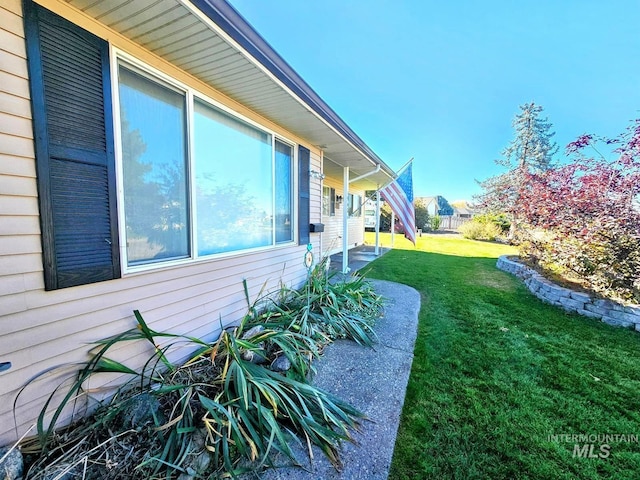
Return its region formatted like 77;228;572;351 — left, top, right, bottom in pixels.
363;233;640;480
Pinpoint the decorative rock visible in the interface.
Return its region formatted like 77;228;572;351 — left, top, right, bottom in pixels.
177;452;211;480
271;355;292;372
555;287;573;298
570;291;592;302
241;348;267;364
559;297;586;312
624;305;640;316
594;299;617;310
601;316;633;328
0;446;23;480
40;463;80;480
241;325;265;340
608;310;638;323
174;428;211;480
577;309;602;319
241;325;267;363
121;392;161;428
584;304;610;317
545;294;561;303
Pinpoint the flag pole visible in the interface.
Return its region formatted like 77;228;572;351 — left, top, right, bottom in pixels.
391;211;395;247
394;157;414;178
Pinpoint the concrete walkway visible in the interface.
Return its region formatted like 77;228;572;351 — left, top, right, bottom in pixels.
254;245;420;479
328;244;391;275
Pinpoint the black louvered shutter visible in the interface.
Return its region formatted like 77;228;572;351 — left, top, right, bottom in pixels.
24;1;120;290
298;145;310;245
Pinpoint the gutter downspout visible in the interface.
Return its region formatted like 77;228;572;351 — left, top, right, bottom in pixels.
349;163;381;184
342;167;349;274
375;187;380;256
342;164;382;274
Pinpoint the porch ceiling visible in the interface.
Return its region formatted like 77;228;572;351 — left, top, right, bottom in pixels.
65;0;395;189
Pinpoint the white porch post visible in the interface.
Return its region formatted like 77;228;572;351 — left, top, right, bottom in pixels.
375;187;380;255
391;211;395;247
342;166;349;273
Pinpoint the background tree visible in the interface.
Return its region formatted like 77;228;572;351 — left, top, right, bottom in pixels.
414;198;430;231
475;102;558;236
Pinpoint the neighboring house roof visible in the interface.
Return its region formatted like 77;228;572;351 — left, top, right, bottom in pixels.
62;0;394;188
453;205;473;216
418;196;454;216
451;200;475;216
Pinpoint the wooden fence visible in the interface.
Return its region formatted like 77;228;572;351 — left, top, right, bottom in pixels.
435;216;471;231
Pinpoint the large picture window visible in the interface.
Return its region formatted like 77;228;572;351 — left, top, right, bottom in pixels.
117;63;297;268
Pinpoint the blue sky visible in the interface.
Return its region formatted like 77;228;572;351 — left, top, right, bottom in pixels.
228;0;640;201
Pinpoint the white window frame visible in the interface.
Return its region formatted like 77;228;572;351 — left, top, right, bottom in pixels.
111;47;299;274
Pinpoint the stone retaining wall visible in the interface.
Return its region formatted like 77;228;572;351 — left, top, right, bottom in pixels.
496;255;640;332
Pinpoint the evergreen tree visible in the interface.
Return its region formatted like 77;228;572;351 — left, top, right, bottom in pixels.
475;102;558;218
499;102;558;172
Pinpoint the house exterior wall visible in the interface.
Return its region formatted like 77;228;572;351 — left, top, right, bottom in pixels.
321;177;365;257
0;0;323;446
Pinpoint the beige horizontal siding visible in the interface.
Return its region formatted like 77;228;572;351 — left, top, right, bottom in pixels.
0;252;42;276
0;154;36;178
0;71;31;99
0;215;40;235
0;195;39;215
0;27;25;58
0;111;33;138
0;91;32;118
2;0;22;17
0;173;38;197
0;272;40;296
1;243;311;441
0;132;35;158
0;5;24;37
0;234;41;256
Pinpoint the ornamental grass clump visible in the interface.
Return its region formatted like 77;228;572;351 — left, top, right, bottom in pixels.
18;271;383;479
261;260;382;348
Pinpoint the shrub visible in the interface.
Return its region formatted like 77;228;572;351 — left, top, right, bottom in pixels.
474;212;511;233
458;219;502;241
430;215;441;231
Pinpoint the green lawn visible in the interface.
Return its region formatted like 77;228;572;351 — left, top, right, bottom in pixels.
363;233;640;479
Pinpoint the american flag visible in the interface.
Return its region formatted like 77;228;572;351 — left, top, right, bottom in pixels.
381;162;416;244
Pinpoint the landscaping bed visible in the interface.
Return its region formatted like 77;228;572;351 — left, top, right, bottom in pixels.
12;264;384;479
497;255;640;331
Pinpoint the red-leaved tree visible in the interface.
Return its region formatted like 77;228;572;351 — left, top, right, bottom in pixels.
517;120;640;302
